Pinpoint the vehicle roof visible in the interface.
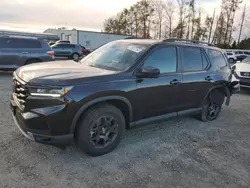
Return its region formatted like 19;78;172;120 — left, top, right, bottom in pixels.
120;38;222;50
0;35;42;41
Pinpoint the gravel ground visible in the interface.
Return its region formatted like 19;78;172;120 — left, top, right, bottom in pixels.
0;72;250;188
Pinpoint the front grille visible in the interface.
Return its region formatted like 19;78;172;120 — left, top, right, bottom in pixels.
13;77;29;110
240;72;250;77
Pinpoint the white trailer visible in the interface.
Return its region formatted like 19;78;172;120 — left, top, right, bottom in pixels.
77;30;132;50
44;29;132;50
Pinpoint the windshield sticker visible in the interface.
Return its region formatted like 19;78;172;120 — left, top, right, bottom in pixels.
127;46;145;53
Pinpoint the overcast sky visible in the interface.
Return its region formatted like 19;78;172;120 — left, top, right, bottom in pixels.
0;0;249;39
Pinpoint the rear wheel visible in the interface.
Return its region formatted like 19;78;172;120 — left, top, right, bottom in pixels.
75;104;125;156
72;53;79;60
199;90;224;122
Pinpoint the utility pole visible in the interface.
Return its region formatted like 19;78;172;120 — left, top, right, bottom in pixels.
208;8;215;43
238;4;246;44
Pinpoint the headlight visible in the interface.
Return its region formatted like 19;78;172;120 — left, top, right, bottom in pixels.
30;86;73;97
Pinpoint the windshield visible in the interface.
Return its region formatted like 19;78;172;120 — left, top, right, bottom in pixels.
242;56;250;64
80;41;147;71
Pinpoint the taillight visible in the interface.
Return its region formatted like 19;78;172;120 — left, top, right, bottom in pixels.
47;51;54;56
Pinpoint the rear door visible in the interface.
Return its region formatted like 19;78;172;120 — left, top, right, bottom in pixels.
180;46;213;109
0;38;31;69
63;44;75;56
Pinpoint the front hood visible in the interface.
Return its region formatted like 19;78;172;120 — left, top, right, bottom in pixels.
236;62;250;72
15;60;117;85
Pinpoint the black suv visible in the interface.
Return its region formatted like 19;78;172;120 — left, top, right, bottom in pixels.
10;39;239;156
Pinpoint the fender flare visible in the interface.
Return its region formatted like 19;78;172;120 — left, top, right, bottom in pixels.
202;84;231;106
70;96;133;134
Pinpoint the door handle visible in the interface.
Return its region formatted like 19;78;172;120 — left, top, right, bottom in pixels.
205;76;213;81
170;79;182;85
22;52;29;54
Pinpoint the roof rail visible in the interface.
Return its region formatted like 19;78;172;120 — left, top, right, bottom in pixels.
163;38;215;46
0;35;46;40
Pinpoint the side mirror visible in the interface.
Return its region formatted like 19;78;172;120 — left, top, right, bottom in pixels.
135;66;160;78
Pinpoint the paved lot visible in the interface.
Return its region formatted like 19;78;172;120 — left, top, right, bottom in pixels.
0;72;250;188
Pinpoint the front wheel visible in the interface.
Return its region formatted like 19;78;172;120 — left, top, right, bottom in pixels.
75;104;125;156
199;90;224;122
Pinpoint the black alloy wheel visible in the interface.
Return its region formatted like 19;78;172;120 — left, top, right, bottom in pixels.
199;90;223;122
76;104;125;156
89;116;119;148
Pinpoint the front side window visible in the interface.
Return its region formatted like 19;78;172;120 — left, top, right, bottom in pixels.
182;47;203;72
208;49;228;68
143;47;177;73
80;41;148;71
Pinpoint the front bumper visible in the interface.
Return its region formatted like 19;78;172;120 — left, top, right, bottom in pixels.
239;77;250;88
10;97;74;145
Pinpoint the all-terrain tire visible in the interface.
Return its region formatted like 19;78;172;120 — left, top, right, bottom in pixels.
75;103;125;156
198;90;224;122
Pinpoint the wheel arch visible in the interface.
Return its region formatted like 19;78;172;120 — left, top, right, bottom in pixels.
70;96;133;134
202;84;231;106
24;58;42;65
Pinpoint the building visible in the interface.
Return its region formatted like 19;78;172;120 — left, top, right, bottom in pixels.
0;30;59;41
44;28;133;50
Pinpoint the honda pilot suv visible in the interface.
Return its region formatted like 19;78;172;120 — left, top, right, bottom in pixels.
10;38;239;156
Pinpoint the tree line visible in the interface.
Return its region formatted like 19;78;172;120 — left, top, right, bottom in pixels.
103;0;248;48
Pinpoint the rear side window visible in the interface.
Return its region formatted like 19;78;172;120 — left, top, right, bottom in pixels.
2;38;41;48
0;38;4;47
208;49;227;68
227;53;233;55
143;47;177;73
182;47;203;72
59;44;74;48
69;44;76;48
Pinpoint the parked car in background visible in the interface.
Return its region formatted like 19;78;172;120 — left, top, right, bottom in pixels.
10;38;239;156
55;40;71;44
51;43;83;60
0;36;55;70
233;57;250;88
234;51;249;62
226;51;237;63
79;45;91;55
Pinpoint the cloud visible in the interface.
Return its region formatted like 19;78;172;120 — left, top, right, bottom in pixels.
0;0;249;40
0;0;138;31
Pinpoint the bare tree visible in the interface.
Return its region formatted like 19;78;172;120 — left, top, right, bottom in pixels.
164;0;175;38
153;0;165;39
238;4;246;44
223;0;242;45
208;8;215;43
175;0;189;39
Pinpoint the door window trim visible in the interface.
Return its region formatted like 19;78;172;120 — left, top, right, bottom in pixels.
180;46;211;73
133;44;181;76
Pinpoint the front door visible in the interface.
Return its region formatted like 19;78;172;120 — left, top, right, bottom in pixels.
135;46;184;120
